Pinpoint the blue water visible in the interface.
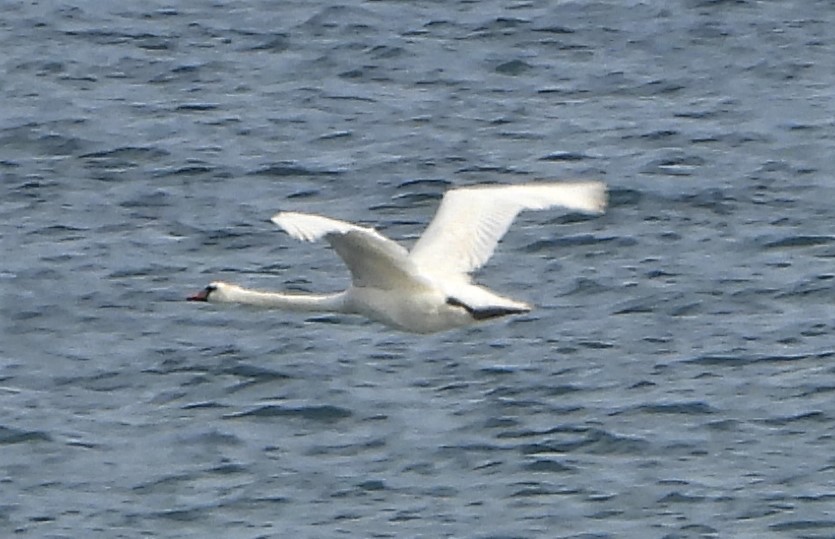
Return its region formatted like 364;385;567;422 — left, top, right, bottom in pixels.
2;1;834;537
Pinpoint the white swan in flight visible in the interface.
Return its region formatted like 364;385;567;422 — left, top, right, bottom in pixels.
189;181;607;333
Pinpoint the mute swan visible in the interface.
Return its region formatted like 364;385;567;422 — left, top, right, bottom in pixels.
189;181;607;333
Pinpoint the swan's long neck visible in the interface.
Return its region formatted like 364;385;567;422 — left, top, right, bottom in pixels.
220;287;349;313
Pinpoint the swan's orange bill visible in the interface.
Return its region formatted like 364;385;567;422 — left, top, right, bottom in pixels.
187;288;210;301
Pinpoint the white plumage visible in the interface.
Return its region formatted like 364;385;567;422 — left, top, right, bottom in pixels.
189;181;607;333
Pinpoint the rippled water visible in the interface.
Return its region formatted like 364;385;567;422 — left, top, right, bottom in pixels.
3;1;835;537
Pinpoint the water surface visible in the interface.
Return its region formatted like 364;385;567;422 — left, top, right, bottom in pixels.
2;1;834;537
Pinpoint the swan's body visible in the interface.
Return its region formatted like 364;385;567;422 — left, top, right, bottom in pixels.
189;182;607;333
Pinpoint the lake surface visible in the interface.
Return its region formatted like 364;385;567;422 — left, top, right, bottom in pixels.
2;1;834;537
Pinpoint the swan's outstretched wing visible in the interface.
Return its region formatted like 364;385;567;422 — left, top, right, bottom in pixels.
272;212;427;290
409;182;606;277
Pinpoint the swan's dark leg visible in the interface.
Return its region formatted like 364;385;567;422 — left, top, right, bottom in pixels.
446;297;530;321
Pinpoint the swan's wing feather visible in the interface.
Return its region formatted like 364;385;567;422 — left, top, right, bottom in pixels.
273;212;367;243
409;182;606;276
272;212;425;289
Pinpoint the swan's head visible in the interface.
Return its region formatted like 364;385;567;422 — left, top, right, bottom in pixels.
187;281;240;302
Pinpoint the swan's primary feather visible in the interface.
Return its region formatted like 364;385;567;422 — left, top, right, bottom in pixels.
271;212;425;290
409;182;606;278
